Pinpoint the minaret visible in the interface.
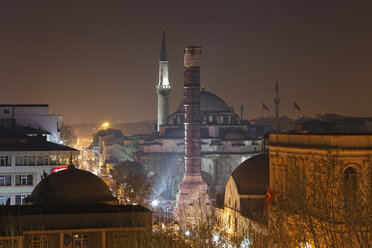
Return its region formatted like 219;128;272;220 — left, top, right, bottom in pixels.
156;29;171;131
175;46;208;226
274;80;280;132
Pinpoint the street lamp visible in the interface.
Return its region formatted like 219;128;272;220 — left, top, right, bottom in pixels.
102;122;110;130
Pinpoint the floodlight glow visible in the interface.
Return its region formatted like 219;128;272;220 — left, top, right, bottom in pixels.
185;230;190;237
151;199;159;207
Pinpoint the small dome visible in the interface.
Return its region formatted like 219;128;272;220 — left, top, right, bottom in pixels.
176;91;231;113
231;154;269;195
27;167;117;205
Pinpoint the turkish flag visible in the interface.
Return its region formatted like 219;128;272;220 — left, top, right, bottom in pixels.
265;186;275;210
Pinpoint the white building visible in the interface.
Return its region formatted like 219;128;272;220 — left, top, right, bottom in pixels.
0;104;62;143
0;129;79;205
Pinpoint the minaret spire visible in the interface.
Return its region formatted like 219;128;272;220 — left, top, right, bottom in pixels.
156;28;171;131
160;28;167;61
274;80;280;132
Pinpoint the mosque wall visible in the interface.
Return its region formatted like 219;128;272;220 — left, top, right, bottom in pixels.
137;151;258;199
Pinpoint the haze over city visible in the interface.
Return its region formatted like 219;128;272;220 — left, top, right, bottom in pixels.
1;0;371;124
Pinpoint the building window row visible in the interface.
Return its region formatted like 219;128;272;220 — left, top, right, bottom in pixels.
0;174;33;186
0;194;29;205
15;155;57;166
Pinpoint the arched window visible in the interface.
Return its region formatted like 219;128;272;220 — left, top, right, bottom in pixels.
344;166;357;209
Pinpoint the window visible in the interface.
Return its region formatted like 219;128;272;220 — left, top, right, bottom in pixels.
50;155;57;165
73;234;88;248
15;175;33;186
114;233;129;248
3;109;9;114
16;156;23;166
28;156;35;165
32;236;47;248
44;156;50;165
0;156;11;166
208;115;214;124
37;156;44;166
344;166;357;209
0;175;11;186
0;195;11;205
15;194;28;205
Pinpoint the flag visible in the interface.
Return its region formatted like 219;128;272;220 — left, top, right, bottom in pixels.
294;101;301;111
265;186;275;210
262;103;269;111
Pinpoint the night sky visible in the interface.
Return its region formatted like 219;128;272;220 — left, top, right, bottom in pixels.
1;0;371;124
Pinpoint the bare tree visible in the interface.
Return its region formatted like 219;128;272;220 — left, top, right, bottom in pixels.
268;154;372;248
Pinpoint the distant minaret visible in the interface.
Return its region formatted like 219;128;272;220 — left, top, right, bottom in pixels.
156;29;171;131
274;80;280;132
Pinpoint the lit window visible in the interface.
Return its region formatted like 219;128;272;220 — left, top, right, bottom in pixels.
15;175;33;186
73;234;88;248
37;156;44;166
0;175;11;186
32;236;47;248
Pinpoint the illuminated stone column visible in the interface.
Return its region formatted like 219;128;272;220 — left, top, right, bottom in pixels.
156;29;171;131
175;46;208;225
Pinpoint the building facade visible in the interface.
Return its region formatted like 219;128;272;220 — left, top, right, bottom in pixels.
0;129;79;205
0;104;62;143
267;133;372;247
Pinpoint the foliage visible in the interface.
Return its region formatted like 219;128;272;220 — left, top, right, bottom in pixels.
111;160;154;205
60;123;76;146
120;140;138;162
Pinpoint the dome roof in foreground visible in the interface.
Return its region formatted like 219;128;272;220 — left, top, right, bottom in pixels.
231;153;269;195
27;166;117;205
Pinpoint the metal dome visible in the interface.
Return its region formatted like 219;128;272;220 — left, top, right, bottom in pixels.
176;91;231;113
27;166;118;205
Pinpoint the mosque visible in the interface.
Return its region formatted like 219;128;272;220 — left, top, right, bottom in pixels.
135;31;263;200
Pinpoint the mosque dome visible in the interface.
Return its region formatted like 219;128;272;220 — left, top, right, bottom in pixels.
176;90;231;113
27;166;118;205
231;153;269;195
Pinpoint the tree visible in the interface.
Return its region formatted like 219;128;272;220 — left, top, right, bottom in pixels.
268;154;372;248
60;123;76;146
111;160;154;205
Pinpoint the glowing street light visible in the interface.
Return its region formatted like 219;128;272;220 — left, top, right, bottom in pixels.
185;230;190;237
102;122;110;130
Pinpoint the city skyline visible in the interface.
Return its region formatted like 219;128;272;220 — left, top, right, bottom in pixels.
0;0;371;124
